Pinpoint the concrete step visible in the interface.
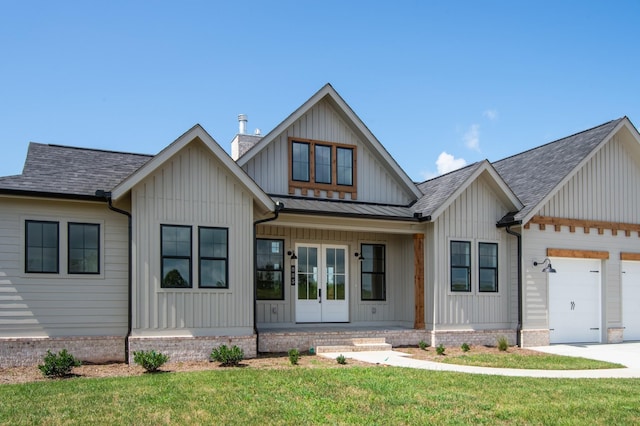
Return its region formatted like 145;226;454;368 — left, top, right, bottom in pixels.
314;337;391;354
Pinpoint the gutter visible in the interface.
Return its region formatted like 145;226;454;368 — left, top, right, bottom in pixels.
504;225;523;347
96;190;133;364
252;202;284;356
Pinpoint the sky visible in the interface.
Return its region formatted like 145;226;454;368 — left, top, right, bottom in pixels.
1;1;639;182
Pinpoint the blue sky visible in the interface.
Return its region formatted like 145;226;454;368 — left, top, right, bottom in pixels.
2;1;639;181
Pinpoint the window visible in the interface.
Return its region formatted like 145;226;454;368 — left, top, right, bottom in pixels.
479;242;498;292
289;138;357;198
199;227;228;288
161;225;192;288
315;144;332;184
25;220;59;273
68;223;100;274
256;239;284;300
450;241;471;292
336;147;353;186
292;141;310;182
361;244;385;300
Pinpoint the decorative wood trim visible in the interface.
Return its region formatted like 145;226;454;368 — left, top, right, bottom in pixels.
547;248;609;259
621;252;640;261
413;234;425;330
529;216;640;237
288;137;358;199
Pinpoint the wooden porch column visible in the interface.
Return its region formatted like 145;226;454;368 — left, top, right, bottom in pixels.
413;233;425;329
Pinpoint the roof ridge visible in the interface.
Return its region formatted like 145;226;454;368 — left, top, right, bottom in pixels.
41;143;153;158
492;118;623;165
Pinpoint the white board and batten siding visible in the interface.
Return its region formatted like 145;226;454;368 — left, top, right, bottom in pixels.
242;99;415;205
256;225;415;327
0;197;129;337
522;131;640;335
429;176;517;329
131;141;255;336
622;261;640;341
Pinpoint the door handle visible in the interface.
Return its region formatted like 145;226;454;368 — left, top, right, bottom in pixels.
319;288;321;303
570;301;575;310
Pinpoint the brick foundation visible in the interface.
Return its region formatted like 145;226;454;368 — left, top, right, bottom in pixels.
607;327;624;344
430;329;517;348
127;335;257;364
519;329;550;347
0;336;125;368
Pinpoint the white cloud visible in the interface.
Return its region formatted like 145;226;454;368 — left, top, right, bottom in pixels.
436;151;467;174
463;124;480;151
483;109;498;121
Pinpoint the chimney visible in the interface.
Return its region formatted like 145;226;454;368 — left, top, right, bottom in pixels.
238;114;248;134
231;114;263;161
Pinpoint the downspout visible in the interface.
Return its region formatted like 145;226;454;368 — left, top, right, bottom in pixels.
505;225;522;347
96;190;133;364
252;202;283;356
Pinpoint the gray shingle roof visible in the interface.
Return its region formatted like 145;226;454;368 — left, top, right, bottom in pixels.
0;143;151;199
412;162;484;218
493;118;623;223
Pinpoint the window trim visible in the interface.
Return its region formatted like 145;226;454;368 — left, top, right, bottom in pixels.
360;243;386;301
198;226;229;289
288;137;357;199
160;224;193;289
478;242;498;293
25;220;59;274
450;240;471;292
256;238;285;300
67;222;101;275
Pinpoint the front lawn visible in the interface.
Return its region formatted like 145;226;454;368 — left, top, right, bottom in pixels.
1;367;639;424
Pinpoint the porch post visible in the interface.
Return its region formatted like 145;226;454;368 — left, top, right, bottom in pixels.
413;233;425;329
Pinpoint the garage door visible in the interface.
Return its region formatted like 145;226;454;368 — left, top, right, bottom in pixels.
548;258;601;344
622;261;640;341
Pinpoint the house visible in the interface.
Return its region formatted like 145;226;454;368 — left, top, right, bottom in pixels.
1;84;639;367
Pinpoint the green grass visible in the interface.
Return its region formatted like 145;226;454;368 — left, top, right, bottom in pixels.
440;353;625;370
1;368;639;424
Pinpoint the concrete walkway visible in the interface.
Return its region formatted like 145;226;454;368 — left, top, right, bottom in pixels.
318;342;640;378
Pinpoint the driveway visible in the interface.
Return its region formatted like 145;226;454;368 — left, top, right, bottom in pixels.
529;342;640;368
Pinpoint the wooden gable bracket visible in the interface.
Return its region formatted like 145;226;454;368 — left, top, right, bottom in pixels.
529;216;640;237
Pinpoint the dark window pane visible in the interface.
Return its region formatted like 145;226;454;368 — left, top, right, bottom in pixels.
479;269;497;292
200;259;227;288
337;147;353;186
256;239;284;300
162;258;190;288
68;223;100;274
479;242;498;292
161;225;191;288
25;221;59;273
199;227;228;289
292;142;310;182
315;145;331;184
361;244;385;300
451;267;470;291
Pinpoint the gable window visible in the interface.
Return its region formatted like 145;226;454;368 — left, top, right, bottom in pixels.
292;141;310;182
289;138;357;199
199;227;228;288
451;240;471;292
161;225;192;288
68;223;100;274
361;244;386;300
479;242;498;292
256;239;284;300
25;220;59;273
336;147;353;186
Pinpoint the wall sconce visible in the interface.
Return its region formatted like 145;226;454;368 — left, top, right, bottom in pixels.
533;258;557;273
354;252;365;261
287;250;297;260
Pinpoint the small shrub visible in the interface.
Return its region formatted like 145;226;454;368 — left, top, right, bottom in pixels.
38;349;81;378
436;344;446;356
336;354;347;365
461;342;470;352
497;336;509;352
133;350;169;372
418;340;429;350
288;348;300;365
210;344;244;367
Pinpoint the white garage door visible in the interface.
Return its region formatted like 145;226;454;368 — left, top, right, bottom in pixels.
622;261;640;341
548;258;601;344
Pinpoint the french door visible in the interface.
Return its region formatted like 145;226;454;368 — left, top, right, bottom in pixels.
295;244;349;322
